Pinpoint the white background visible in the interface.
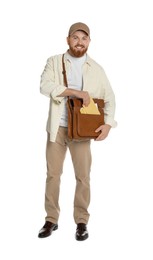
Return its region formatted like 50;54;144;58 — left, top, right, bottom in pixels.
0;0;153;259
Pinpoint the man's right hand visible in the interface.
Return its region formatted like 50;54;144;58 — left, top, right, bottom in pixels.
58;89;90;106
77;91;90;106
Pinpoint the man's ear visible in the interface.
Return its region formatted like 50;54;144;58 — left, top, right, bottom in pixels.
66;37;70;45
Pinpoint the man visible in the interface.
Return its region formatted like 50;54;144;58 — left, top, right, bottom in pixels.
38;22;117;241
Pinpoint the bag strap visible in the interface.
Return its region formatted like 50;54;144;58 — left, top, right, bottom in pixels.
62;54;68;88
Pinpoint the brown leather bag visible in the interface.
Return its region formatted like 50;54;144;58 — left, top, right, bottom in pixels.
67;97;105;139
62;54;105;140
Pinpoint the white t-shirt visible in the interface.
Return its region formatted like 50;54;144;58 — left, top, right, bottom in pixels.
60;52;87;127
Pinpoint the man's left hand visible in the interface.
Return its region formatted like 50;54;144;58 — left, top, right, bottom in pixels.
95;124;111;141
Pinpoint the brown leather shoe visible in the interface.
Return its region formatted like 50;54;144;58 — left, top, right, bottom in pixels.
38;221;58;238
75;223;89;241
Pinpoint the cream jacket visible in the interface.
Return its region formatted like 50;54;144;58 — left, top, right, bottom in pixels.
40;53;117;142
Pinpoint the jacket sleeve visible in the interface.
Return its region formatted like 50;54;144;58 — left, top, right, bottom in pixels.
40;57;67;103
103;74;117;128
104;91;117;127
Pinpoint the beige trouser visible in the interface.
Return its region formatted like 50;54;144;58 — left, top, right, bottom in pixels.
45;126;92;224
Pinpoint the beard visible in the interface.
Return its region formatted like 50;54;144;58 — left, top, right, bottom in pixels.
69;45;88;57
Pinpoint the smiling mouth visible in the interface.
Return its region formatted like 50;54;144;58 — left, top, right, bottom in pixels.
75;46;84;49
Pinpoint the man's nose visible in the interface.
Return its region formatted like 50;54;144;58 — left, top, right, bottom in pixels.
77;38;83;44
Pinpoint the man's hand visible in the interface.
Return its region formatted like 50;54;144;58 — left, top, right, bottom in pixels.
77;91;90;106
95;124;111;141
58;89;90;106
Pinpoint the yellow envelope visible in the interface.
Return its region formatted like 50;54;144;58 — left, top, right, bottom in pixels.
80;97;100;115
